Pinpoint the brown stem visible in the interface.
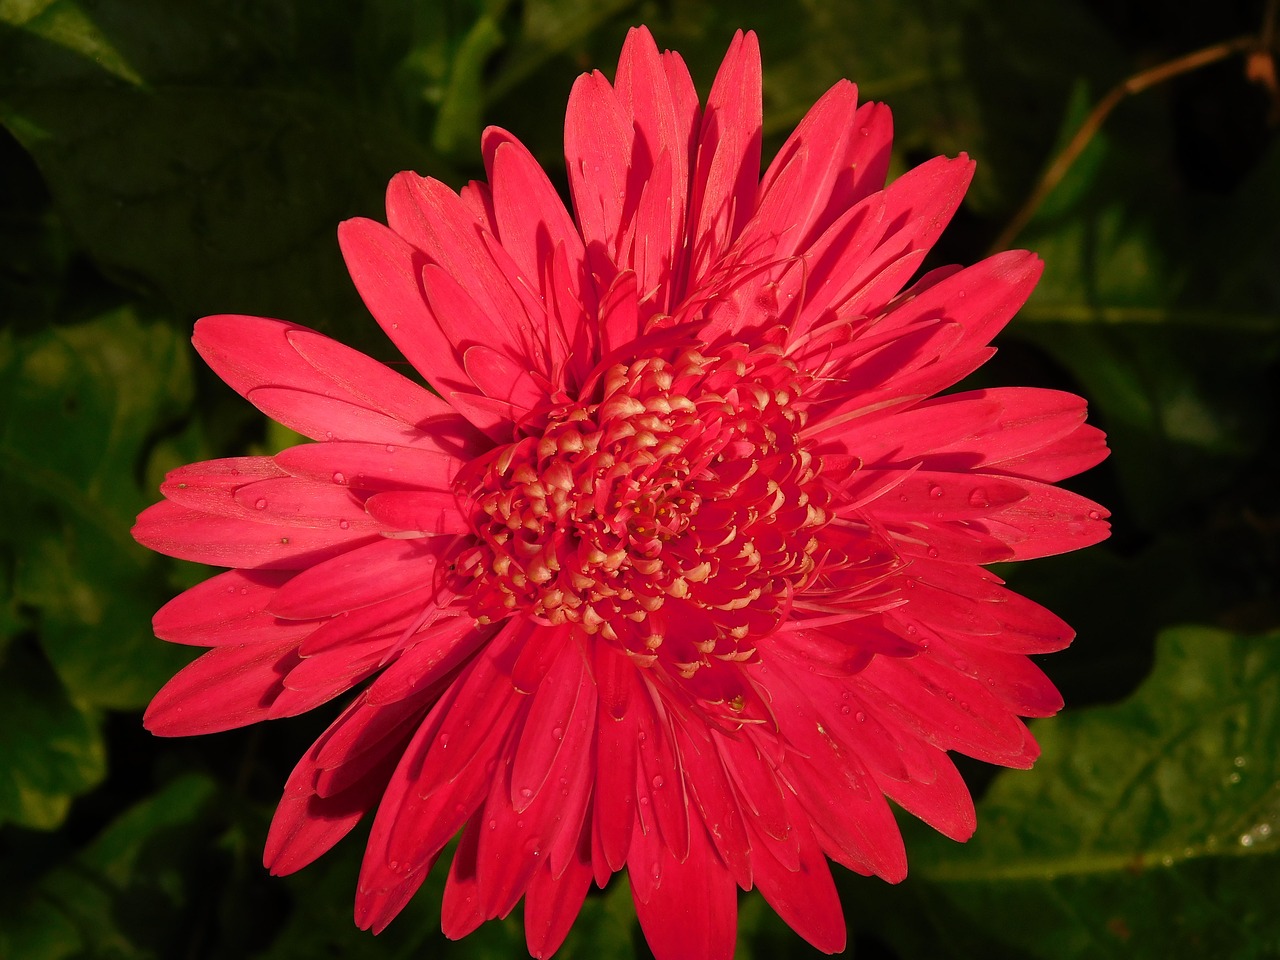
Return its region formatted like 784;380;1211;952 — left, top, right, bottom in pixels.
991;34;1262;254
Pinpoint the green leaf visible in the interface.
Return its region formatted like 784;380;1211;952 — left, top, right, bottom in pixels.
1010;111;1280;532
0;0;455;331
0;642;104;829
865;626;1280;960
1;308;196;712
0;773;220;959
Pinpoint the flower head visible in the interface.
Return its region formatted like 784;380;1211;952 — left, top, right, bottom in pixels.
134;26;1109;960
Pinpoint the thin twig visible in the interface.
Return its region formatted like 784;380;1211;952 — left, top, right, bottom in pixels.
991;34;1263;254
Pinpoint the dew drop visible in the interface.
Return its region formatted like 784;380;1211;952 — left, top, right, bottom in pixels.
928;483;944;498
332;471;346;485
254;498;268;510
1234;756;1247;768
324;431;334;440
389;859;400;871
651;775;665;790
551;726;564;741
1258;824;1272;838
439;733;450;748
339;520;350;530
1240;833;1254;847
226;585;237;594
968;488;989;508
905;625;918;636
520;787;533;800
488;819;497;830
1088;510;1101;520
386;444;396;453
1229;772;1241;784
239;588;248;595
639;796;650;806
926;547;939;558
1160;855;1174;867
855;711;867;723
840;705;851;715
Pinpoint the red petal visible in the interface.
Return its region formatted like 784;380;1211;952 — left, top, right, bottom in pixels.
143;638;300;736
152;568;298;646
632;822;737;960
133;501;377;569
273;440;464;491
524;821;593;959
267;536;448;620
686;30;762;289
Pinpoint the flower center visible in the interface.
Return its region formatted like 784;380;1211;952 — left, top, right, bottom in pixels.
455;345;831;676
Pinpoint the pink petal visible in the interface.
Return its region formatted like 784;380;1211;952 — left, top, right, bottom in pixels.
193;314;456;441
524;822;592;959
266;536;447;619
564;69;632;262
337;217;473;397
264;700;417;874
749;812;848;953
273;440;464;491
386;174;542;371
592;644;639;874
362;489;469;536
143;638;301;736
685;30;762;291
441;820;486;938
133;501;378;569
632;821;737;960
152;568;299;646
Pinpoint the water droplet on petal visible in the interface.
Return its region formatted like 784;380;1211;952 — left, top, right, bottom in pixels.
855;711;866;723
651;775;664;790
439;734;450;748
551;726;564;740
520;787;533;800
1235;756;1247;768
928;483;944;498
488;819;497;830
386;444;396;453
332;471;346;485
254;498;268;510
926;547;939;558
1240;833;1254;847
389;859;400;871
339;520;350;530
968;488;989;508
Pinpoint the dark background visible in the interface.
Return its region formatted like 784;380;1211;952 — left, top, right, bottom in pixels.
2;1;1278;957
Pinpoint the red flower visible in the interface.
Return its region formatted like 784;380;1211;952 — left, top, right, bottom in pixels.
133;26;1109;960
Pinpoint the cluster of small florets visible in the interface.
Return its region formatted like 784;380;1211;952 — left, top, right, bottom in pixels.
455;343;833;675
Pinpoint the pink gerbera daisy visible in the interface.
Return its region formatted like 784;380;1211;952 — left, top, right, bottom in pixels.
133;26;1110;960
